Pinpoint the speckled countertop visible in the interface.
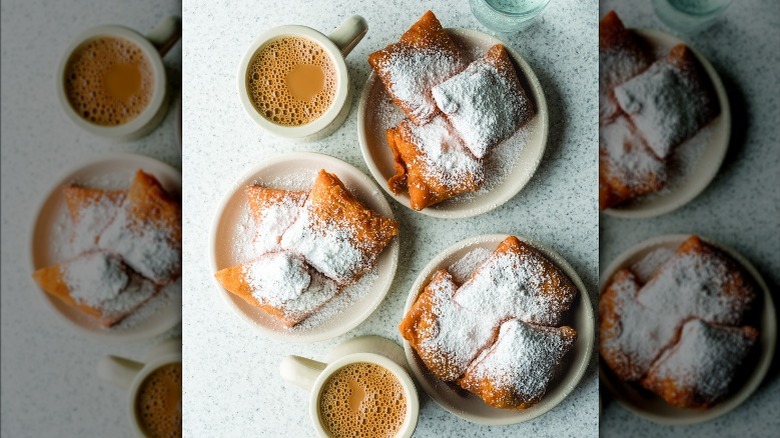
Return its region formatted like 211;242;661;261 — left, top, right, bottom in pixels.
0;0;181;436
599;1;780;436
182;0;597;436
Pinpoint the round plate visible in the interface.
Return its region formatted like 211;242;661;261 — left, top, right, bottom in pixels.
599;234;776;425
603;29;731;219
209;152;400;343
358;28;549;219
402;234;594;425
29;153;183;342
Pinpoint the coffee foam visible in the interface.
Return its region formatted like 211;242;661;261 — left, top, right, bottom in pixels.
64;36;154;126
319;362;407;438
135;362;182;438
247;36;337;127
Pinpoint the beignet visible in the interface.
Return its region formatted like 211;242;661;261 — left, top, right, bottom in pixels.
386;116;484;210
214;251;340;327
399;269;499;381
280;170;398;284
368;11;466;125
640;319;758;409
244;186;307;253
432;44;532;159
599;114;667;210
32;251;159;327
64;185;126;253
615;44;719;159
454;236;577;326
459;319;576;409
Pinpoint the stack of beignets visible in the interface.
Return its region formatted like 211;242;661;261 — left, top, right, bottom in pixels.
215;170;398;327
370;11;533;210
600;236;759;409
32;170;182;327
399;236;577;409
599;11;720;210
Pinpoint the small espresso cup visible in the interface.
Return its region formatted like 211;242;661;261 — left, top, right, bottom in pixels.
280;352;419;438
56;16;181;141
237;15;368;141
98;338;182;437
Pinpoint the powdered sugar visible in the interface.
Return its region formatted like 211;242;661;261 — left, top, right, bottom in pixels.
599;46;651;123
630;247;675;284
69;191;125;255
243;252;311;306
65;251;130;307
432;50;531;159
600;115;666;190
291;268;377;331
98;200;181;285
447;247;492;284
378;47;466;123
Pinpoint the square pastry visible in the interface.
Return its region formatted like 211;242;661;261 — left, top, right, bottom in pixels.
615;44;719;159
244;186;307;253
386;116;484;210
432;44;533;159
368;10;467;125
599;114;667;210
280;170;398;284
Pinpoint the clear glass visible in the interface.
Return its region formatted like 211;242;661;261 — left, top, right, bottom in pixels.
469;0;552;33
652;0;733;34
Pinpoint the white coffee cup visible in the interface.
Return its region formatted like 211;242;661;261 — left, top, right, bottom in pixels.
237;15;368;141
98;338;182;437
56;16;181;141
280;352;419;438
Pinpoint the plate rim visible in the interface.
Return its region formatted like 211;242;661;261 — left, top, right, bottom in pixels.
357;27;549;219
603;28;732;219
401;233;594;425
207;151;400;343
27;152;183;343
598;233;777;425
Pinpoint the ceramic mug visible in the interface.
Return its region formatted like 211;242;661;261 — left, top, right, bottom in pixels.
98;338;182;437
280;352;419;437
56;16;181;141
237;15;368;141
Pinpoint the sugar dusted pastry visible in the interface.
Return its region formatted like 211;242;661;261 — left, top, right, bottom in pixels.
599;235;761;409
64;185;126;253
244;186;307;252
98;170;182;285
214;251;340;327
280;170;398;284
454;236;577;327
599;115;667;210
399;235;579;409
386;116;484;210
432;44;532;159
641;320;758;409
399;269;498;381
615;44;719;159
32;251;158;327
459;319;576;409
368;10;466;125
599;11;653;123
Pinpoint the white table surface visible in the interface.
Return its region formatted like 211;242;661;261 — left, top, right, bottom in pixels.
0;0;182;436
599;1;780;437
182;0;598;436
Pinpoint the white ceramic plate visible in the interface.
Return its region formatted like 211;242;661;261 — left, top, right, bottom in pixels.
209;152;400;343
402;234;594;425
599;234;776;425
358;28;549;219
29;153;183;342
603;29;731;219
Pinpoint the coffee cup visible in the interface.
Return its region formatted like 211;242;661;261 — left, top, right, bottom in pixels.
98;338;182;437
237;15;368;141
56;16;181;141
280;351;419;438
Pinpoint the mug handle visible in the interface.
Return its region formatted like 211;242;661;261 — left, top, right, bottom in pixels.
146;16;182;57
328;15;368;57
279;355;327;391
98;355;144;390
